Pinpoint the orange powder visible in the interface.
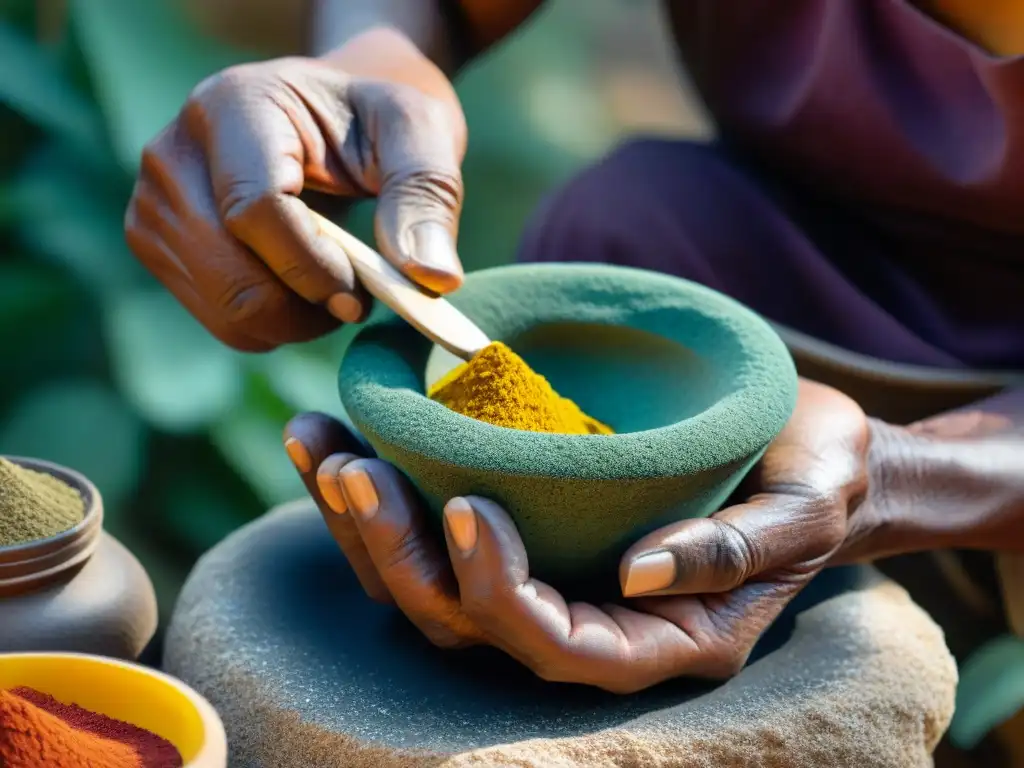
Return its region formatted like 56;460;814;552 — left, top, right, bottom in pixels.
0;689;140;768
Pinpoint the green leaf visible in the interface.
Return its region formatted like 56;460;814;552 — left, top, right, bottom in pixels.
0;0;36;32
9;141;143;295
0;260;70;322
69;0;254;170
210;404;304;508
0;379;147;513
0;20;108;156
105;287;245;432
950;634;1024;749
0;183;14;227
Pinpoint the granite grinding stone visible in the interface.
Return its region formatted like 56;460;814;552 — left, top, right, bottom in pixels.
339;263;799;594
164;500;957;768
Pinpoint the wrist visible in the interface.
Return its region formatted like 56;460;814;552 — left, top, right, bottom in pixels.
315;28;464;125
309;0;458;73
865;417;1024;555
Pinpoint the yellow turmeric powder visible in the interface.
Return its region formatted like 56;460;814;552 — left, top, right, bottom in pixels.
428;342;613;435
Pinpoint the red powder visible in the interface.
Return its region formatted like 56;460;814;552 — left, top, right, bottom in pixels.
10;687;183;768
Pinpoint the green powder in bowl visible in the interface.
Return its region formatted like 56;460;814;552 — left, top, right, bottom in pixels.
0;458;85;547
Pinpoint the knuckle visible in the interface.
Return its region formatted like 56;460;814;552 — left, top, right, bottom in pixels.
126;186;162;229
138;143;163;180
137;126;181;183
382;527;429;572
216;281;273;325
819;515;849;554
403;91;456;131
715;522;757;579
183;63;275;134
801;493;850;554
218;187;266;232
123;199;144;240
188;64;253;103
276;259;316;287
386;169;463;213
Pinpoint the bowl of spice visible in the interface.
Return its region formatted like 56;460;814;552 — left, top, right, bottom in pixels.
0;456;157;658
340;263;798;596
0;651;226;767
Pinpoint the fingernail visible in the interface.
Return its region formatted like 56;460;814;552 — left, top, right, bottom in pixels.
339;467;379;519
316;472;347;515
284;437;312;474
622;551;677;597
327;293;363;324
444;497;478;554
407;222;463;292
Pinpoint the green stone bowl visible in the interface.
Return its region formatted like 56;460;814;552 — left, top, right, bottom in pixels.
339;263;798;596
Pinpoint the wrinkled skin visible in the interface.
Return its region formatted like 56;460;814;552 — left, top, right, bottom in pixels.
125;38;466;352
283;380;916;693
126;32;1024;693
284;380;1024;691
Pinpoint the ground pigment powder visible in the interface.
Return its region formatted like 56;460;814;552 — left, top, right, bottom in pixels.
429;342;614;435
0;458;85;547
0;687;183;768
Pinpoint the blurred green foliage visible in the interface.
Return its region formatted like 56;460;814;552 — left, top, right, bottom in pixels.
952;633;1024;750
0;0;608;624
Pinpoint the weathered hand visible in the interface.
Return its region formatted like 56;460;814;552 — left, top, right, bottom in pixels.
125;30;466;352
283;381;891;692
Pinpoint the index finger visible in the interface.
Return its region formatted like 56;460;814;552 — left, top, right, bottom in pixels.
443;497;709;693
187;72;369;318
283;413;390;603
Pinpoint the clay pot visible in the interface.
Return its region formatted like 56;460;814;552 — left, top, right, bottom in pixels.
339;263;798;594
0;457;158;659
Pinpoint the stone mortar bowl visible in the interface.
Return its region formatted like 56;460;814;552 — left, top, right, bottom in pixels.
340;263;798;595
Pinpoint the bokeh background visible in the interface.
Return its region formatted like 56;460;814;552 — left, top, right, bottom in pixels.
0;0;708;627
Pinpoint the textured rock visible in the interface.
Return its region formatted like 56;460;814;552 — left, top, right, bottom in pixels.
165;500;957;768
340;263;798;593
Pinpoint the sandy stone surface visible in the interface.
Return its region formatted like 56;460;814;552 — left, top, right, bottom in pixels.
165;500;957;767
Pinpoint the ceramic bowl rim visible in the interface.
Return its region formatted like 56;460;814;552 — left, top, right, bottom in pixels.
0;652;227;768
341;263;798;481
0;457;103;594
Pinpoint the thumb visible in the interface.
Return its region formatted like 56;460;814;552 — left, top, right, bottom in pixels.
619;516;758;598
619;494;842;598
351;80;466;294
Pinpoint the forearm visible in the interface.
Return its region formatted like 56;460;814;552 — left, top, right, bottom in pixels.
870;387;1024;555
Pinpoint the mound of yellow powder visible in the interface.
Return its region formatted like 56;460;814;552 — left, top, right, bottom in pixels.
428;342;613;435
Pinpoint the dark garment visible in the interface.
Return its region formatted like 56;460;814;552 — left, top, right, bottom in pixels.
575;0;1024;370
516;138;1022;369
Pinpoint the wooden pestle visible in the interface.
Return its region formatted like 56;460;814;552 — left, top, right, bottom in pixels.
310;210;490;362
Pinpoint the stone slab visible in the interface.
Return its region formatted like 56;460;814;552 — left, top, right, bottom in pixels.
165;500;957;767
